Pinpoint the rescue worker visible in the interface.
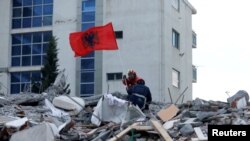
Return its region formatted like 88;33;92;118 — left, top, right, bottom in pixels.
126;79;152;110
122;69;143;89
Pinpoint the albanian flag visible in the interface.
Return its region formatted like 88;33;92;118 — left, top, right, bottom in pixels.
69;23;118;57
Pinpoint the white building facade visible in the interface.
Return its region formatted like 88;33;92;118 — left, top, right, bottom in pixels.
0;0;197;103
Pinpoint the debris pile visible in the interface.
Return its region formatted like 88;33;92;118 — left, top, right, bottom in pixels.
0;73;250;141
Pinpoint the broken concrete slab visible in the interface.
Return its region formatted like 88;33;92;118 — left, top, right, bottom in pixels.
52;95;85;115
5;117;28;129
179;124;194;136
232;118;247;125
0;117;30;140
235;97;247;109
0;97;11;107
163;119;180;130
181;111;197;118
193;127;207;141
83;94;103;106
216;108;227;115
196;111;216;121
44;99;69;118
178;118;203;128
227;90;249;108
157;104;179;122
6;93;45;106
192;98;205;106
10;123;57;141
0;116;18;125
168;130;179;138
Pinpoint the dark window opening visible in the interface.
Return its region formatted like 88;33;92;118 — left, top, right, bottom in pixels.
172;29;180;49
115;31;123;39
107;72;122;81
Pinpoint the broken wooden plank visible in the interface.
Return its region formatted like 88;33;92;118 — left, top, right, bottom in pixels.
133;125;153;131
150;119;173;141
108;123;139;141
157;104;179;122
194;127;208;141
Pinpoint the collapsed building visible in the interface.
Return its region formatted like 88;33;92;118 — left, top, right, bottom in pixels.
0;71;249;141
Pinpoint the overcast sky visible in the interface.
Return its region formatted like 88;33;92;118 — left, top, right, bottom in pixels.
189;0;250;102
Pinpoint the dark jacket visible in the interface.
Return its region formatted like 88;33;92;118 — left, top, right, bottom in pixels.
127;83;152;110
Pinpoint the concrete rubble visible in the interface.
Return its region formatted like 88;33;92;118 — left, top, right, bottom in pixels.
0;72;250;141
0;90;249;141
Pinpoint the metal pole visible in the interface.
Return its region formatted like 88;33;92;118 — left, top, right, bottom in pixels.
175;86;188;104
168;88;173;104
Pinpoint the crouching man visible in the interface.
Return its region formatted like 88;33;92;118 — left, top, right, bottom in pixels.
126;79;152;111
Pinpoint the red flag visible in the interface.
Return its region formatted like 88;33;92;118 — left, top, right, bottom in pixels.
69;23;118;57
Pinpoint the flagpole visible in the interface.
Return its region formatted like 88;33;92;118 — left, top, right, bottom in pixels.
117;49;126;74
117;49;129;89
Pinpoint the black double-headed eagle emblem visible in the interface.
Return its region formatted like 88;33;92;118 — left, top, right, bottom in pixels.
82;31;99;48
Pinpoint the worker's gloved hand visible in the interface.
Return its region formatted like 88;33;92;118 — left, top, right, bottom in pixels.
123;75;127;80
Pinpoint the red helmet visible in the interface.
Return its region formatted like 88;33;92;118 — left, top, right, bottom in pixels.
128;69;136;75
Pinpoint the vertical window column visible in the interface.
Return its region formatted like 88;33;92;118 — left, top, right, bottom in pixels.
80;0;96;97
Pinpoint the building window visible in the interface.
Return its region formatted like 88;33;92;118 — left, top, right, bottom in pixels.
12;0;53;29
115;31;123;39
171;0;180;11
81;0;95;31
172;69;180;88
11;31;52;67
192;65;197;83
172;29;180;49
10;71;41;94
81;0;95;97
80;70;94;97
107;73;122;81
80;83;94;97
192;31;197;48
80;52;95;97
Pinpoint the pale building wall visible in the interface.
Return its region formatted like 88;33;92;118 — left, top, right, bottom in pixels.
102;0;195;102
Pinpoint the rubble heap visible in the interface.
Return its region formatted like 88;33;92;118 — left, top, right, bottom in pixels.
0;90;249;141
0;73;250;141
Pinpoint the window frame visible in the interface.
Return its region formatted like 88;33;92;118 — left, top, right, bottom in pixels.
172;29;180;49
172;68;180;88
192;31;197;48
11;31;52;67
192;65;197;83
107;72;123;81
115;31;123;39
10;71;41;94
12;0;53;29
